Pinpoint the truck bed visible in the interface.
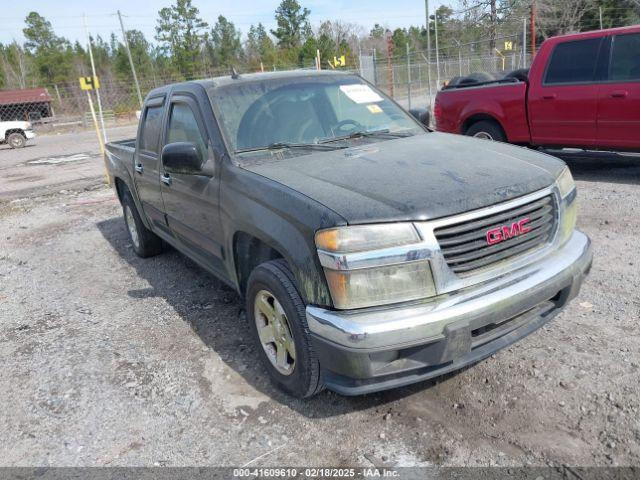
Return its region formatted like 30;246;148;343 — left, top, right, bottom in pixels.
435;81;530;144
105;138;136;187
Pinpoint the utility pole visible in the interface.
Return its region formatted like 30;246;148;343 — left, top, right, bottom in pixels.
386;30;395;98
432;13;440;89
425;0;433;111
83;14;107;144
530;1;537;57
599;6;603;29
523;18;527;68
425;0;431;67
489;0;497;54
406;43;411;109
118;10;144;109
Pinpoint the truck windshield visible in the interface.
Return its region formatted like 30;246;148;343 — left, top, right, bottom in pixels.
209;75;424;156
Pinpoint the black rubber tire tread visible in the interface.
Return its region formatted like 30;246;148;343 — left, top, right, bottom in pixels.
7;132;26;149
122;190;163;258
503;68;529;82
466;120;507;142
246;259;324;398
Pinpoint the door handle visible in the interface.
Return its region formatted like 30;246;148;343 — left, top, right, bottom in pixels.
542;94;557;100
161;173;172;186
134;163;143;174
610;90;628;98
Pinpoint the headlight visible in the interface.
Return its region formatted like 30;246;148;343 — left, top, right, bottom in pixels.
316;224;436;310
556;167;577;245
556;167;575;199
315;223;420;252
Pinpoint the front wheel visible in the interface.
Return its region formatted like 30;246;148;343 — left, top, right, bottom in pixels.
466;120;506;142
7;132;26;149
246;259;324;398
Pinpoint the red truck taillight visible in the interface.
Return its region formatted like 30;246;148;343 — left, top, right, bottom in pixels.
433;98;442;129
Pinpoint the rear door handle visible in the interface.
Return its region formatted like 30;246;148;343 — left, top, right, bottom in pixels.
610;90;628;98
134;164;143;174
161;173;172;186
542;94;557;100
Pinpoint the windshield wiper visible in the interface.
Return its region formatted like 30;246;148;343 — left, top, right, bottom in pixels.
319;128;414;144
235;142;347;154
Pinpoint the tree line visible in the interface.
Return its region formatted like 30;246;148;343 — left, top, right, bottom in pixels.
1;0;638;90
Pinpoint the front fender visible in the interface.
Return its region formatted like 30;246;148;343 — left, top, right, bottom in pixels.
220;164;346;307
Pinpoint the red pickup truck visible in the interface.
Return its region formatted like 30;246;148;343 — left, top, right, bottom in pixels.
435;26;640;151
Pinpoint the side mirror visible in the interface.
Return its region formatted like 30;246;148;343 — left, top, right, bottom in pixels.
162;142;203;174
409;108;431;128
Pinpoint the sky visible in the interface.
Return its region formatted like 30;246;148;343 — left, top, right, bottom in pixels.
0;0;445;45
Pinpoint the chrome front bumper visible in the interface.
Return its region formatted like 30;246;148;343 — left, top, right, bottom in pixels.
306;230;592;394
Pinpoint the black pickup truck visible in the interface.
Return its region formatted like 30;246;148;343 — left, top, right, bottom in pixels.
105;70;592;397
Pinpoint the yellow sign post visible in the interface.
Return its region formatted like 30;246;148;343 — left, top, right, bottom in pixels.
504;41;514;51
79;76;108;182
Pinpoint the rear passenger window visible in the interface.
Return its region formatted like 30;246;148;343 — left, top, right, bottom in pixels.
140;105;163;154
610;33;640;81
545;38;601;84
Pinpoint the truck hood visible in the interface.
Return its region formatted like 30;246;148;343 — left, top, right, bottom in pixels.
1;121;30;130
241;132;566;224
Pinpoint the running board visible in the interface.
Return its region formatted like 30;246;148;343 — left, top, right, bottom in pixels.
542;148;640;160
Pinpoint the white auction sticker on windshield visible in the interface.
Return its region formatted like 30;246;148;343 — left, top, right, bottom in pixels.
340;84;383;104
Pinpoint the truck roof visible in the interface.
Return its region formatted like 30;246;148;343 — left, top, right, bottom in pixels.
545;24;640;44
146;69;353;99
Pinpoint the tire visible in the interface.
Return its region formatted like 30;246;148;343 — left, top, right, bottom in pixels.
246;259;324;398
466;120;507;142
504;68;529;82
121;190;163;258
459;71;496;86
7;132;26;149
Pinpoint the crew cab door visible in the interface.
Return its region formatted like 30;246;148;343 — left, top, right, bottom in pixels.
159;93;226;274
133;96;167;231
528;37;605;148
596;32;640;150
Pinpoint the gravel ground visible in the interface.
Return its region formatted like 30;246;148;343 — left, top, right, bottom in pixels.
0;131;639;467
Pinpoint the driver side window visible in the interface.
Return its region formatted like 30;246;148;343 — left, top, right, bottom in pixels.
166;103;208;159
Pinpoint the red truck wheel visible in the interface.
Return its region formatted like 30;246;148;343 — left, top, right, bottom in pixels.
466;121;506;142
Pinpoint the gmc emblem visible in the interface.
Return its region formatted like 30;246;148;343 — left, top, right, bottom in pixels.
486;217;531;245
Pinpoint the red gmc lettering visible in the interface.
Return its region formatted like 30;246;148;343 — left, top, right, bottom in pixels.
486;217;531;246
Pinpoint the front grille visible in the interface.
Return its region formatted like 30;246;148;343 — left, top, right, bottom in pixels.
434;194;557;276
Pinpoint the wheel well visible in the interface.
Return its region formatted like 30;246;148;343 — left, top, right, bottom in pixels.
233;232;284;296
5;129;25;140
462;114;504;136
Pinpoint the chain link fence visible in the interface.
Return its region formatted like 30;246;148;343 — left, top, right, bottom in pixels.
362;47;532;112
0;47;531;135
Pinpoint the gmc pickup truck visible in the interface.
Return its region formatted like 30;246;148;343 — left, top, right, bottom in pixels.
435;26;640;151
105;70;592;397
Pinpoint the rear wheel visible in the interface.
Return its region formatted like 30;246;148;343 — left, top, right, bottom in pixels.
246;259;324;398
466;120;506;142
122;191;163;258
7;132;26;149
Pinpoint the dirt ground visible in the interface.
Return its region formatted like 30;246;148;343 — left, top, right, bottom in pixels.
0;129;639;468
